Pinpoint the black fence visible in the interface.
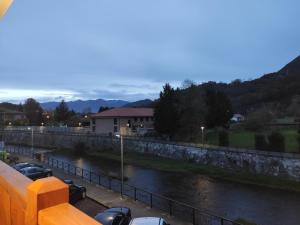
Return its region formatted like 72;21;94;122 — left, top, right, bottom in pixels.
6;145;242;225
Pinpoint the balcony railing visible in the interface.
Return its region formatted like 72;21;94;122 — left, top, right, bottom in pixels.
0;160;102;225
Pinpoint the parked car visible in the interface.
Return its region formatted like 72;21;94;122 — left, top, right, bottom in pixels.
19;166;52;180
94;207;131;225
13;162;43;171
63;179;87;204
129;217;169;225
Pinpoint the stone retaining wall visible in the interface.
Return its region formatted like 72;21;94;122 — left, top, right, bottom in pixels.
2;131;300;181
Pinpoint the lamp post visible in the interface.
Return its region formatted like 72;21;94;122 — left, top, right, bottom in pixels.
28;127;34;151
120;133;124;198
201;126;205;145
115;131;124;198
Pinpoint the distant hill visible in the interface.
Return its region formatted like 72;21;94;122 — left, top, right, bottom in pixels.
197;55;300;114
41;99;129;113
123;99;154;108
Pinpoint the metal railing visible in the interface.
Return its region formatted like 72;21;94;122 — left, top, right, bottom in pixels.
6;145;242;225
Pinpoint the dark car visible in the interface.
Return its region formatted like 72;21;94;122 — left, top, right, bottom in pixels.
94;207;131;225
13;162;43;171
63;179;86;204
19;166;52;180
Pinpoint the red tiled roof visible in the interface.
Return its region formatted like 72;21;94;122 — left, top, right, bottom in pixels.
91;108;154;118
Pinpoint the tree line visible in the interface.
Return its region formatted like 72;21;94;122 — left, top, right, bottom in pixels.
4;98;84;126
153;82;233;141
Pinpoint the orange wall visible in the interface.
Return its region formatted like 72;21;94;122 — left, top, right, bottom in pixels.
0;161;102;225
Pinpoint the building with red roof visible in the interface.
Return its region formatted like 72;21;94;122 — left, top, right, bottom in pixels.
90;108;154;135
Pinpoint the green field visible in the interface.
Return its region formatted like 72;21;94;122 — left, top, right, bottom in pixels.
205;128;299;152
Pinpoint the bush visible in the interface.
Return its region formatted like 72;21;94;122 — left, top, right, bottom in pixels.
244;108;274;131
297;134;300;152
218;130;229;147
255;134;268;151
235;218;258;225
73;141;88;156
268;132;285;152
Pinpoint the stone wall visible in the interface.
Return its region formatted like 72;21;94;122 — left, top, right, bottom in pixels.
2;130;300;181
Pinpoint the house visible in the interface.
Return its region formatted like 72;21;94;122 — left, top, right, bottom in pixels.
0;107;26;125
231;113;245;122
90;107;154;136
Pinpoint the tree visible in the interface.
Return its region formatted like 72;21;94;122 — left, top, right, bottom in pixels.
98;106;110;113
23;98;43;125
176;84;206;141
154;84;180;139
204;87;233;128
54;100;71;125
244;107;274;131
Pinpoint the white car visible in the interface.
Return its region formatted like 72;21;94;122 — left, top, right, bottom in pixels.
129;217;169;225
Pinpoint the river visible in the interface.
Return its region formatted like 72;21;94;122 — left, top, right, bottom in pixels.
47;151;300;225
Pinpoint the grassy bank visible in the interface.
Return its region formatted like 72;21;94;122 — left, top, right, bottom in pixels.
205;128;299;152
58;147;300;192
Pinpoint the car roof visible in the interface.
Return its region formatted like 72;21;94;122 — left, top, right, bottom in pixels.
20;166;42;171
63;179;74;184
95;212;123;224
129;217;163;225
16;162;29;165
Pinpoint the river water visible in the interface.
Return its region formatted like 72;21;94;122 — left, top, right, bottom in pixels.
48;151;300;225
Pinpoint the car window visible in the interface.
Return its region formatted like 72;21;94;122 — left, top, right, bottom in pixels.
112;215;123;225
35;168;43;172
28;168;36;173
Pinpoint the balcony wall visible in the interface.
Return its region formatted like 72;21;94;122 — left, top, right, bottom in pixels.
0;160;101;225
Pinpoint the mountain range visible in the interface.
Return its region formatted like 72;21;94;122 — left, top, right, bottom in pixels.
197;55;300;113
41;99;129;113
2;55;300;114
40;98;154;113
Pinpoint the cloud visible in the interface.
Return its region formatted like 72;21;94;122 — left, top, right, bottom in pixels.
1;0;300;103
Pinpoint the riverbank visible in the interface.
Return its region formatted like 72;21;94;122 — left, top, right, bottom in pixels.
54;148;300;193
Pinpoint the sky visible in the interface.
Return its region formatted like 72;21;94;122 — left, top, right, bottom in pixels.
0;0;300;103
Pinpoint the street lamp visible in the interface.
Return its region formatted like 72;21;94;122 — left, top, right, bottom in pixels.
201;126;205;145
28;127;34;152
115;128;125;198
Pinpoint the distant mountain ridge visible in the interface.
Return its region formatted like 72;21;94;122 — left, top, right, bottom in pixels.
40;98;154;113
197;55;300;114
41;99;129;113
122;99;154;108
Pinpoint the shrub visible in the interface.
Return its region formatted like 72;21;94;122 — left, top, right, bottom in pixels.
235;218;258;225
297;134;300;152
267;132;285;152
244;108;274;131
255;134;268;151
73;141;88;156
218;130;229;147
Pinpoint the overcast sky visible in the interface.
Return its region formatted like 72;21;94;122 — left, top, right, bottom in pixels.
0;0;299;103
